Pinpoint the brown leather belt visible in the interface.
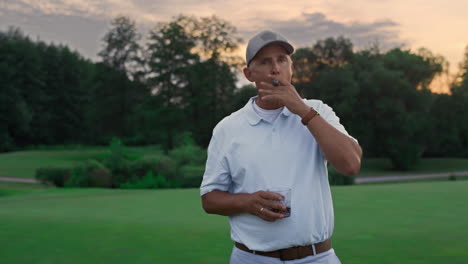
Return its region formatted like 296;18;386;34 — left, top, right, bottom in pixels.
235;239;331;261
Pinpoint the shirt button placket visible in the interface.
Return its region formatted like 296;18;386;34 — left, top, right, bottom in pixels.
272;126;281;150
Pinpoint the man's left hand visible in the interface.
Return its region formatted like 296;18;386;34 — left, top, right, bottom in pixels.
258;75;309;117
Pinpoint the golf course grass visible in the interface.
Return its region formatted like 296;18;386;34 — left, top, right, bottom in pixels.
1;181;467;263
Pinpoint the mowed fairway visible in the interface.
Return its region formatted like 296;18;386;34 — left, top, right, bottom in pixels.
1;181;467;264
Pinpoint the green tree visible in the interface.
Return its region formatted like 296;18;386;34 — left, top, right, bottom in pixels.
0;27;96;150
143;15;242;148
93;16;147;144
426;93;460;156
310;36;354;67
384;48;444;90
292;36;354;97
39;44;89;144
305;65;359;132
177;15;243;146
352;49;441;169
445;45;468;157
189;58;238;146
85;63;143;144
0;27;42;149
144;19;197;150
98;16;142;79
177;15;243;64
456;45;468;77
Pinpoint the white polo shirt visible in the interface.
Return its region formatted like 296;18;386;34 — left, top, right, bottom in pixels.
200;96;355;251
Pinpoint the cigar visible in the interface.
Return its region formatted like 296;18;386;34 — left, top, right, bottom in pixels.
272;79;280;86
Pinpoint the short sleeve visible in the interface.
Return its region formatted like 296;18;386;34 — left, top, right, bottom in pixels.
199;127;232;196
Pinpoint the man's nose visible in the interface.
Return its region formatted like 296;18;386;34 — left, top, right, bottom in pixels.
271;61;280;75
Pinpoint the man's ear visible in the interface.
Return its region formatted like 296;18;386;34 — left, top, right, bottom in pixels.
243;67;254;82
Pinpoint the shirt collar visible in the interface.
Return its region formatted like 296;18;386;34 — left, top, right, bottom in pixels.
244;96;293;126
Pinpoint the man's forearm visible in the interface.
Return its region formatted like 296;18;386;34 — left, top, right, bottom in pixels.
202;190;248;216
306;115;362;176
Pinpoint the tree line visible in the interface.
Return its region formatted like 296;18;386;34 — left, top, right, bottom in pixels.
1;15;468;170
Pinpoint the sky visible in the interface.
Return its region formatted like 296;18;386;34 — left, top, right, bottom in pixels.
1;0;467;93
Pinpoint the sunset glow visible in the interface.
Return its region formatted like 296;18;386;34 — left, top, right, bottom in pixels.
1;0;467;93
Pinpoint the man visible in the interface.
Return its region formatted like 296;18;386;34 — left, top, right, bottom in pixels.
200;30;362;263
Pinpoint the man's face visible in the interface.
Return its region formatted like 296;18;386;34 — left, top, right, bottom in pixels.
244;44;293;85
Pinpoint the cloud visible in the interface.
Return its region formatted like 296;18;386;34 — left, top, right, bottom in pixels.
240;12;404;51
1;2;404;60
1;0;196;24
2;0;109;17
0;8;109;60
0;0;160;61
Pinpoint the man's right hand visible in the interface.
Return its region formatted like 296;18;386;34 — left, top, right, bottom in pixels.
202;190;287;222
243;191;287;222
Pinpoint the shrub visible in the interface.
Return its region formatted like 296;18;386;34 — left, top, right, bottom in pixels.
154;155;177;179
120;171;177;189
178;165;205;188
169;142;207;167
35;167;72;187
66;164;89;187
129;158;158;179
88;168;112;188
129;156;177;180
101;137;134;187
65;160;112;188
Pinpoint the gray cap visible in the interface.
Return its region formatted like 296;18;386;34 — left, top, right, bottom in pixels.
246;30;294;65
